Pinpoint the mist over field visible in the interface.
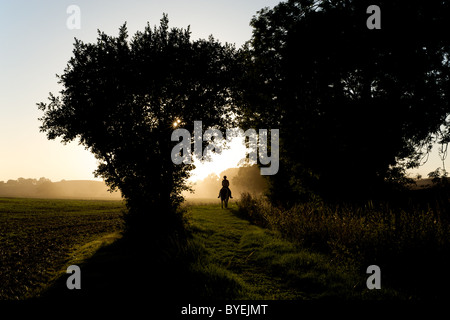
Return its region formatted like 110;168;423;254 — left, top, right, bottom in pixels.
0;166;266;201
0;166;267;201
184;165;268;199
1;169;435;202
0;178;122;200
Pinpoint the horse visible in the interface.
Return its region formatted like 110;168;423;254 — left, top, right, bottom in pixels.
219;187;231;209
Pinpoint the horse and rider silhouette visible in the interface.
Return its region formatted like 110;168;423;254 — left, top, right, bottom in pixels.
218;175;232;209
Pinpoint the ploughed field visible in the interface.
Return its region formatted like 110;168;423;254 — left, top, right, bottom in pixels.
0;197;125;300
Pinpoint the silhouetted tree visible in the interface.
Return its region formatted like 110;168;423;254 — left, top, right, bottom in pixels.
38;15;240;237
242;0;450;204
6;180;18;186
428;167;449;186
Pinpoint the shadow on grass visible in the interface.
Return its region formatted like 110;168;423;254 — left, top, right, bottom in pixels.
35;231;245;305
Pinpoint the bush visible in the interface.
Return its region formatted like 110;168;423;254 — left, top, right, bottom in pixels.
237;192;450;299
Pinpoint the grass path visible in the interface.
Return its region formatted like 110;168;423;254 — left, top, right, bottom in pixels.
34;201;367;301
187;203;362;300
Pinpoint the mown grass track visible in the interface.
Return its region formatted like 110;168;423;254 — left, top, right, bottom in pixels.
186;203;370;300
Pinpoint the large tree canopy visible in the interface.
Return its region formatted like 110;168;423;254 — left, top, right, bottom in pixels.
243;0;450;204
38;15;240;235
38;3;450;222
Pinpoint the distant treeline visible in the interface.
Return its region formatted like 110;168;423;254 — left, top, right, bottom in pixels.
0;178;122;200
185;165;268;199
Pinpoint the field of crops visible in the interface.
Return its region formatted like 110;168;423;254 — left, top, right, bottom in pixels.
0;197;125;300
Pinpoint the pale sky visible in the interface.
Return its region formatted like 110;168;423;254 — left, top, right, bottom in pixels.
0;0;447;183
0;0;280;182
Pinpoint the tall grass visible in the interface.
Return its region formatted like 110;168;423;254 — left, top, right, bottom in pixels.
237;191;450;299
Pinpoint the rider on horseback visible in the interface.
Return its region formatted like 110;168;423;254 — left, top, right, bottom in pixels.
218;176;233;199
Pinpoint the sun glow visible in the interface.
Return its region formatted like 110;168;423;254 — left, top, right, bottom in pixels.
188;136;250;182
173;119;181;128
